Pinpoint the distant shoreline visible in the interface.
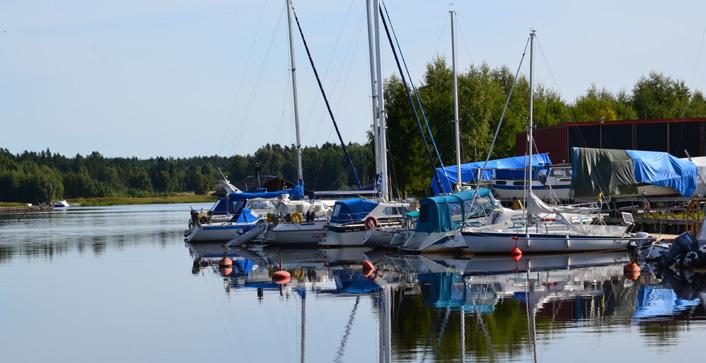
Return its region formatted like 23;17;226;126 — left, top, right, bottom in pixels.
0;193;216;213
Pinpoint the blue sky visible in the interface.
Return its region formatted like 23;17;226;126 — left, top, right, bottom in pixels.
1;0;705;157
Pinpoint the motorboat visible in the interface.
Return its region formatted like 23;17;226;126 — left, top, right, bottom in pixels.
53;200;70;208
264;198;333;245
321;199;409;247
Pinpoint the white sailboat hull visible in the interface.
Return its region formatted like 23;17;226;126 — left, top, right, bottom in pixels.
400;230;468;252
265;221;327;245
186;221;259;243
463;230;629;254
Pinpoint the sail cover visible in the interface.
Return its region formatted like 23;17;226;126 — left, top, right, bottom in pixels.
571;148;698;198
431;153;552;195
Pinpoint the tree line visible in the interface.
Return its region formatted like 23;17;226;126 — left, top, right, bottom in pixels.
0;143;374;203
2;58;705;202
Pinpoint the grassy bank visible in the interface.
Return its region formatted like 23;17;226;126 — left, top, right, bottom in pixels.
67;193;216;207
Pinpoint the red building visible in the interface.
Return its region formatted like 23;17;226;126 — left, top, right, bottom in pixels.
516;117;706;163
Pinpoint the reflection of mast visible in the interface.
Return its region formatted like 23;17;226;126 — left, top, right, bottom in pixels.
525;270;538;363
300;289;306;363
378;286;391;363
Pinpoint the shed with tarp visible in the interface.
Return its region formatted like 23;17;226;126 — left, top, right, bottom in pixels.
431;154;552;195
571;147;698;199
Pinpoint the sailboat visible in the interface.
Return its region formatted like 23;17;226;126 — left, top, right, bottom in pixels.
461;30;635;253
321;0;410;247
262;0;332;245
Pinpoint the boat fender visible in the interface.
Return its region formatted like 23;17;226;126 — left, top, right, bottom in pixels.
272;270;291;285
219;256;233;268
511;246;523;259
364;216;378;230
292;213;304;224
362;259;376;278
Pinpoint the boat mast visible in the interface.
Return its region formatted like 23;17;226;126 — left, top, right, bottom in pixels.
450;8;462;192
373;0;389;201
528;30;535;197
287;0;304;184
366;0;381;185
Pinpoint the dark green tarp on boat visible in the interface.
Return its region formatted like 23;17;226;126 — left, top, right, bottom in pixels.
571;148;638;198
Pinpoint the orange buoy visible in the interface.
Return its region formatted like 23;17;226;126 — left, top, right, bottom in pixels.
272;270;291;285
623;262;641;281
511;246;523;257
219;256;233;268
512;253;522;262
220;267;233;276
362;259;376;278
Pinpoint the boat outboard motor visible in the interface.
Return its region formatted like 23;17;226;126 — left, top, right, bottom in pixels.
656;232;706;268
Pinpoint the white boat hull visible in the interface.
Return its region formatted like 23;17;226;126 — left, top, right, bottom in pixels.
186;222;258;243
463;231;629;253
265;221;327;245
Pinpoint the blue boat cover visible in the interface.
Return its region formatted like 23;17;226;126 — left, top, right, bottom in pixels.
416;188;499;233
329;198;378;224
431;153;551;195
228;182;305;201
494;167;543;180
209;198;229;215
231;208;259;223
632;286;700;319
626;150;698;197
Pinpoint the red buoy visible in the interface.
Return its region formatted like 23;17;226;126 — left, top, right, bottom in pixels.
623;262;641;281
220;267;233;276
362;259;376;278
511;246;523;257
512;253;522;262
272;270;291;285
219;256;233;268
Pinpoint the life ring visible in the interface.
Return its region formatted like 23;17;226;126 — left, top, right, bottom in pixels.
292;213;303;224
364;216;378;230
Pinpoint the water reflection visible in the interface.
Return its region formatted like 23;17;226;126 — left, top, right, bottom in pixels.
188;243;706;362
4;205;706;362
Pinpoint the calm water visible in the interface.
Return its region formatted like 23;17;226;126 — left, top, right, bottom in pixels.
1;204;705;362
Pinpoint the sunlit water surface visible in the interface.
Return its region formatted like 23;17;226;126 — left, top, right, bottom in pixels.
1;204;705;362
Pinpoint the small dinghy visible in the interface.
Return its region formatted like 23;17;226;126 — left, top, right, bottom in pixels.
225;220;268;248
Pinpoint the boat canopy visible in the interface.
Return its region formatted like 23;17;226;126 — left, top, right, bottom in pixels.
329;198;378;224
416;188;499;234
432;153;551;195
228;182;305;201
571;148;698;198
331;270;381;294
230;208;259;223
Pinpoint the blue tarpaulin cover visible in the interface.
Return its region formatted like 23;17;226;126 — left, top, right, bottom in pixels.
228;182;305;201
332;270;381;294
231;208;259;223
431;154;552;195
416;188;499;233
626;150;698;197
632;286;700;319
329;198;378;224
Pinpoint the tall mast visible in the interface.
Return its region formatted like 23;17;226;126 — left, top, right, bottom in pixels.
373;0;389;201
451;9;462;192
287;0;304;183
528;30;535;197
366;0;381;182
